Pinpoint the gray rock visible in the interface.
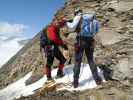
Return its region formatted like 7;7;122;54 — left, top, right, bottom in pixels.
109;1;133;12
97;29;126;46
129;29;133;34
112;58;133;81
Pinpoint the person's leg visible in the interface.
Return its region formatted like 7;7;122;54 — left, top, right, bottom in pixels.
44;49;54;80
73;44;84;88
54;47;66;77
85;44;102;85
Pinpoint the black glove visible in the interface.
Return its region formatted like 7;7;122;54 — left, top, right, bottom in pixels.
64;32;70;37
62;44;68;50
67;19;73;22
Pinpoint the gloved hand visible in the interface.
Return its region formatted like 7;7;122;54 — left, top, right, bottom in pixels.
62;44;68;50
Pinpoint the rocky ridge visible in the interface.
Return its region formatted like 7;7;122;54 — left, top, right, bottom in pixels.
0;0;133;100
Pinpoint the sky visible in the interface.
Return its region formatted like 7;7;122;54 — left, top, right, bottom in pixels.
0;0;65;38
0;0;66;67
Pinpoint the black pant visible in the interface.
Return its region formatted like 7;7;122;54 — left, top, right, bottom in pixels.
44;45;66;78
46;45;66;66
73;36;101;81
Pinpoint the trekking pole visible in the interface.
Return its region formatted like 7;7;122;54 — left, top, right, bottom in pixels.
61;48;73;86
79;53;85;78
64;57;73;87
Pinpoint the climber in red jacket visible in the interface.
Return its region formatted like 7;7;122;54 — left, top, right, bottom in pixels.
44;17;68;81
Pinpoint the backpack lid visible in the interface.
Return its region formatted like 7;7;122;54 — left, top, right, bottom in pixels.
82;14;95;21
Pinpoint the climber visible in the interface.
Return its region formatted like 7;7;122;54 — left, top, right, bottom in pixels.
43;17;69;81
65;8;102;88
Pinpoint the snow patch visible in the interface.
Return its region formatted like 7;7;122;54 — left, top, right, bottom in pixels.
0;64;105;100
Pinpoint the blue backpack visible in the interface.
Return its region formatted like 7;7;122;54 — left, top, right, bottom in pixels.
79;14;99;37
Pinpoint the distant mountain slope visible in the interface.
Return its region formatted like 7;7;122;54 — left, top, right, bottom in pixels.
0;36;29;68
0;32;41;89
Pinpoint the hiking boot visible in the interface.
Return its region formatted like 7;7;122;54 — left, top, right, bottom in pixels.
47;77;53;81
96;80;102;85
46;77;55;83
93;72;102;85
73;79;79;88
55;70;65;79
95;78;102;85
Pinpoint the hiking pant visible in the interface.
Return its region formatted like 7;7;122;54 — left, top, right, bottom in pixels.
44;45;66;78
73;36;101;81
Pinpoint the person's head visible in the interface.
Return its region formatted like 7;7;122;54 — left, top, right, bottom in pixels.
74;7;82;16
52;18;59;27
52;17;65;28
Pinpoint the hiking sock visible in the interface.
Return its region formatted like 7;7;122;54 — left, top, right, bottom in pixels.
58;64;64;71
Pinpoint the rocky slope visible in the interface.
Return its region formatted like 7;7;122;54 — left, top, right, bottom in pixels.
1;0;133;99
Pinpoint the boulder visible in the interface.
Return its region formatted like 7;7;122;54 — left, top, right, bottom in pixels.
97;28;126;46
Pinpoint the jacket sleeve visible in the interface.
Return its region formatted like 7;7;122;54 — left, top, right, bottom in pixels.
47;26;64;45
66;15;81;32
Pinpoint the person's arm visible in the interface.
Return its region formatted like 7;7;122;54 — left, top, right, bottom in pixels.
66;15;81;32
47;26;64;45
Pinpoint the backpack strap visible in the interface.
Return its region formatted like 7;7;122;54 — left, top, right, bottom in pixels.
75;16;82;33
